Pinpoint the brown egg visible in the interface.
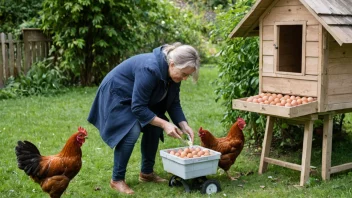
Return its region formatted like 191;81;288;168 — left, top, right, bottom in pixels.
180;152;187;158
290;95;296;100
280;100;286;105
198;150;205;156
271;93;277;98
192;150;198;155
274;98;280;103
277;94;283;99
308;97;314;102
195;147;201;152
262;96;268;101
246;97;254;102
270;101;276;105
268;96;274;102
297;99;302;105
285;103;291;107
170;150;175;155
175;152;180;157
187;153;193;158
253;98;259;103
184;148;190;153
291;100;297;106
177;149;183;153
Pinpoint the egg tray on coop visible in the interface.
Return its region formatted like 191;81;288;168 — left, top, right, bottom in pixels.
232;93;319;118
246;93;317;107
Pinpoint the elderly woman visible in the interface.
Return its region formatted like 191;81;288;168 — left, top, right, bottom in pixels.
87;43;200;195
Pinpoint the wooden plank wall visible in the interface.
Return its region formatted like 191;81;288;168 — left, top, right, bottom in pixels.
0;30;51;88
326;34;352;110
261;0;320;97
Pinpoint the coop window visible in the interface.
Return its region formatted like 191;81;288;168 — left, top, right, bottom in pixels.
274;22;306;75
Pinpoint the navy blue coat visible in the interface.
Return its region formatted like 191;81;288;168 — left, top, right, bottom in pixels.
87;46;187;148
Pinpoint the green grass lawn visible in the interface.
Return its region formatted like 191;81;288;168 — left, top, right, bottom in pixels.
1;66;352;197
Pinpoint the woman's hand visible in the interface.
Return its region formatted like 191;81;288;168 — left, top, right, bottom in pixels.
178;121;194;143
163;122;183;139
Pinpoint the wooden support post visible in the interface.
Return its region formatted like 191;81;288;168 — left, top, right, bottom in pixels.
259;115;275;174
0;33;6;88
8;33;14;77
300;119;314;186
322;114;333;180
16;41;22;75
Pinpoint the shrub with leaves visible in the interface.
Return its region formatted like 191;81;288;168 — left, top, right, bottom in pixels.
209;0;265;144
0;0;42;35
0;58;67;99
40;0;204;86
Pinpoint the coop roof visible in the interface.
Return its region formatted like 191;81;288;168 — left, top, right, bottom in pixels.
229;0;352;45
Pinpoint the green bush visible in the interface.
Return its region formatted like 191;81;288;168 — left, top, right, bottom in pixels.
0;58;67;99
40;0;205;86
0;0;42;35
210;0;265;144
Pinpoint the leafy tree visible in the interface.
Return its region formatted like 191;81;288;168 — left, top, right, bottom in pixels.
0;0;42;35
40;0;203;86
210;0;263;144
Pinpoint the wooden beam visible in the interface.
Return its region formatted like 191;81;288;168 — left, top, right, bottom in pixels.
331;163;352;174
259;116;275;174
300;119;314;186
322;114;333;180
0;33;6;88
264;157;302;171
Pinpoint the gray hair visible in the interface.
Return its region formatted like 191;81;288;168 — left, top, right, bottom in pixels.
162;42;200;82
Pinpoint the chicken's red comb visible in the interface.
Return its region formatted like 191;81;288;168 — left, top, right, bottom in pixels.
199;127;203;132
237;117;245;122
78;126;88;135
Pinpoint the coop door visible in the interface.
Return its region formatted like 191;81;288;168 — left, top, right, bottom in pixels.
274;21;306;75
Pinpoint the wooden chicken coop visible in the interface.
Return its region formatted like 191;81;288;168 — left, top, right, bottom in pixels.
230;0;352;186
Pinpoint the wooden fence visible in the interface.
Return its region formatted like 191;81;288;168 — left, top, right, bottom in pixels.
0;29;52;88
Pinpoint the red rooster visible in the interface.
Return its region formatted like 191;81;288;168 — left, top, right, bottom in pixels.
198;118;246;180
15;127;88;198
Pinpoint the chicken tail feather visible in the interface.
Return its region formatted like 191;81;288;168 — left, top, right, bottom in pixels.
15;140;42;177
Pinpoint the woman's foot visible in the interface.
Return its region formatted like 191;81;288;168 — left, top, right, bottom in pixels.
110;179;134;195
139;172;167;183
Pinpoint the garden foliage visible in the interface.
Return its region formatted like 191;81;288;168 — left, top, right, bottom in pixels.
40;0;204;86
210;0;266;144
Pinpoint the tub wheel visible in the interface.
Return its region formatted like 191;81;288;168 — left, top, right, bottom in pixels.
200;179;221;194
168;175;182;187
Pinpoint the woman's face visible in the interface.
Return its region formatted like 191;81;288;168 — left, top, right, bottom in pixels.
169;62;195;83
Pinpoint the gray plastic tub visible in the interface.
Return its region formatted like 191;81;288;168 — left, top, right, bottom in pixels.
160;146;221;180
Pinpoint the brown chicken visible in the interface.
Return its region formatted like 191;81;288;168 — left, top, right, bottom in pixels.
15;127;88;198
198;118;246;180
